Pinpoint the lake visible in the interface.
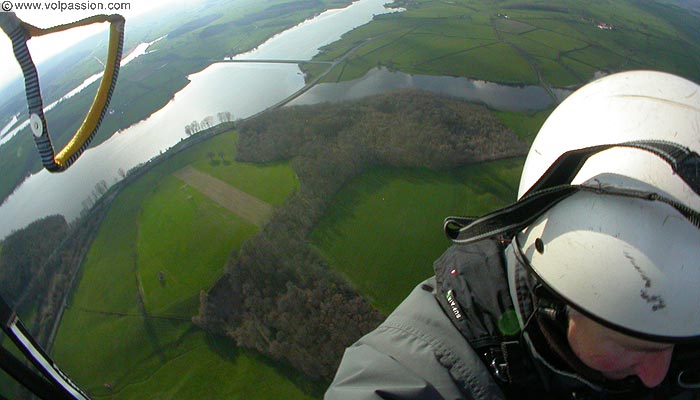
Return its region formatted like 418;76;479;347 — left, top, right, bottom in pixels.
0;0;400;237
291;67;570;110
0;0;566;238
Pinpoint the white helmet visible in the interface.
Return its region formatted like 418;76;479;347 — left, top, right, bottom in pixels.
516;71;700;342
445;70;700;342
518;70;700;207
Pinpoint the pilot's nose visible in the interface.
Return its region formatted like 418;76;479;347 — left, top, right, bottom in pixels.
633;348;674;388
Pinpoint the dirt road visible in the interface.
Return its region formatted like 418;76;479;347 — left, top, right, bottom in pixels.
174;166;273;227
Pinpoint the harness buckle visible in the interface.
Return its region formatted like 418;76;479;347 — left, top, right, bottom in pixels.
490;358;510;383
678;368;700;390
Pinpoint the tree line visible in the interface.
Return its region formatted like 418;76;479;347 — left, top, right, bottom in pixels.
194;89;529;381
185;111;233;136
0;215;68;307
0;188;118;365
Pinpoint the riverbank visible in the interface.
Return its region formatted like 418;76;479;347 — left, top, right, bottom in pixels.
0;0;369;213
0;0;399;238
305;1;700;89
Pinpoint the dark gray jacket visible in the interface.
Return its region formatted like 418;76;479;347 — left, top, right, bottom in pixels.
325;240;700;399
325;240;511;399
325;277;504;399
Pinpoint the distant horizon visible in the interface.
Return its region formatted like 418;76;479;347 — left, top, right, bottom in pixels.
0;17;108;91
0;28;102;98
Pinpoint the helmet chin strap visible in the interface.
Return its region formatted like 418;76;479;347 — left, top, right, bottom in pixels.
511;236;700;398
532;309;654;399
444;139;700;246
454;139;700;395
674;348;700;389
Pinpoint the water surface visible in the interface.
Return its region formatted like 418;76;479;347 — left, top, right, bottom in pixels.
291;67;570;111
0;0;399;237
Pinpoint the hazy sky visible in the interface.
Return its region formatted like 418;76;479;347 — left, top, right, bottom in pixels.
0;1;177;91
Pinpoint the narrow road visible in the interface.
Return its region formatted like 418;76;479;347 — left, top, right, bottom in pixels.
173;166;273;227
245;38;375;119
491;16;557;104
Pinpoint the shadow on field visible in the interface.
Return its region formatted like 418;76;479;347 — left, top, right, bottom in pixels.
142;314;168;364
316;167;461;232
204;334;328;398
314;167;395;230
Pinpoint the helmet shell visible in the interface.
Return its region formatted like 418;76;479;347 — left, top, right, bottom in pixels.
517;175;700;341
516;71;700;341
518;70;700;213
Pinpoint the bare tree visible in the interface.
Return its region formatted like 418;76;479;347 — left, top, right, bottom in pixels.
95;180;108;196
201;116;214;129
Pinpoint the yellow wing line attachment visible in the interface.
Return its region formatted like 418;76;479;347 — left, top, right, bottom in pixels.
0;13;125;172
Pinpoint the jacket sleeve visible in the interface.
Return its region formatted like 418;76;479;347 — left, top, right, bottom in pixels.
325;278;505;400
324;341;447;399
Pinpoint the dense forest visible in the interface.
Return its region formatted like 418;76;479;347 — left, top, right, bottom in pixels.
0;215;68;306
194;90;528;380
0;194;116;345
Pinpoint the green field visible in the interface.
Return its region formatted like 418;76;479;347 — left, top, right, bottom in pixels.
311;159;524;314
9;0;700;397
51;130;312;399
137;176;257;316
308;0;700;88
109;332;316;400
0;0;351;208
493;109;552;143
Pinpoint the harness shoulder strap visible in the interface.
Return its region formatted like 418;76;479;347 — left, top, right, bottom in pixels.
433;238;538;388
445;140;700;245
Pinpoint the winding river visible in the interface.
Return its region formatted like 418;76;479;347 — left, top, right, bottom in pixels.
0;0;566;238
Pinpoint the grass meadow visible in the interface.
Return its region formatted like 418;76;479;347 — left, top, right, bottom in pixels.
308;0;700;89
0;0;346;218
17;1;700;397
51;130;311;399
311;158;524;315
493;109;552;143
